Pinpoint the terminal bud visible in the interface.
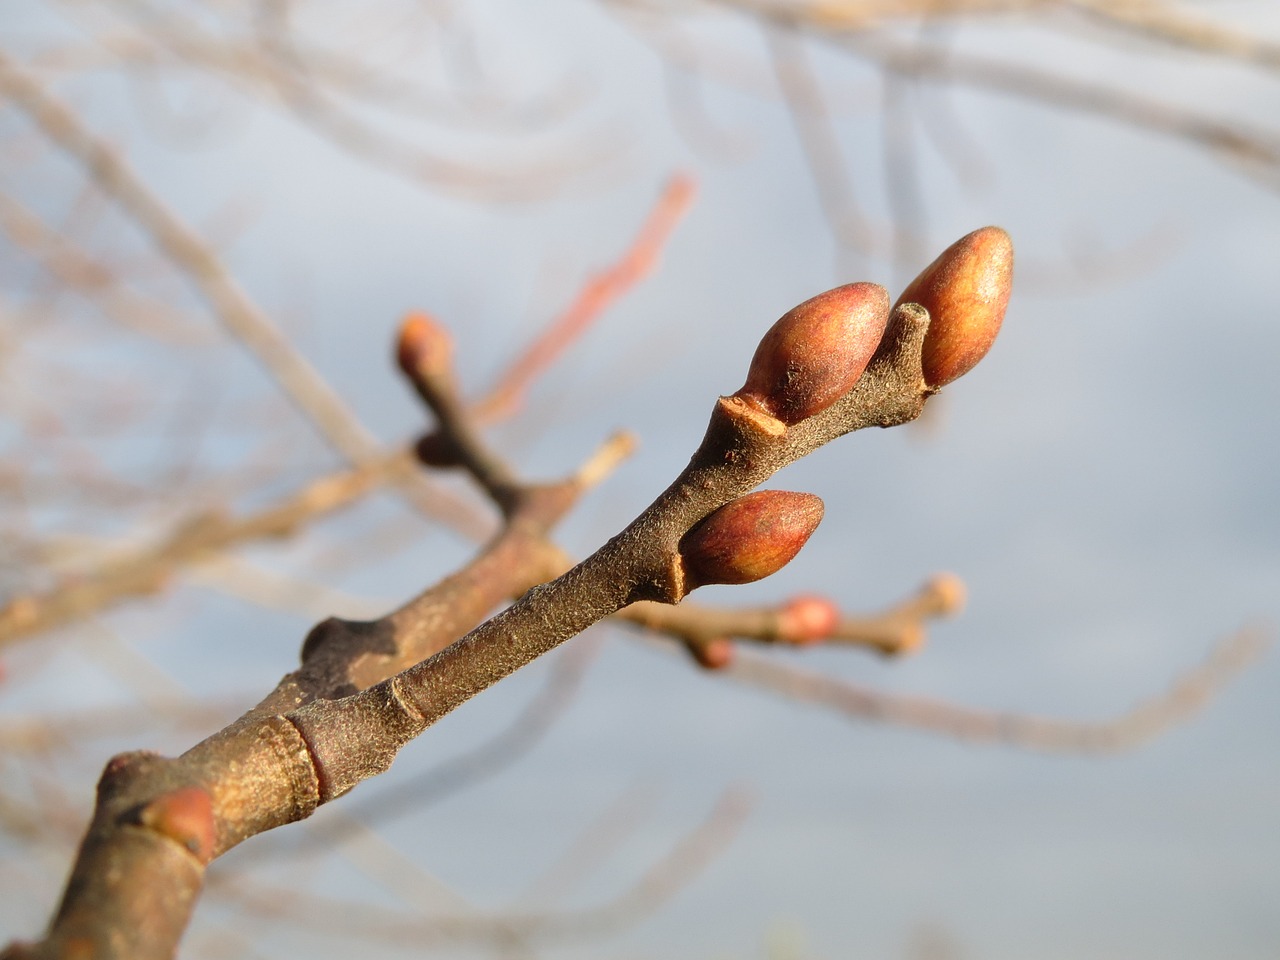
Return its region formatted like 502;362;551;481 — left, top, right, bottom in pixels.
896;226;1013;387
737;282;890;424
679;491;824;590
396;311;453;379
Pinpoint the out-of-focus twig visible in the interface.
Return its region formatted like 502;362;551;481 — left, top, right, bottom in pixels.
215;789;750;949
624;573;966;666
474;173;698;422
1065;0;1280;71
0;190;207;344
725;626;1270;752
0;447;420;649
765;27;879;257
0;49;382;466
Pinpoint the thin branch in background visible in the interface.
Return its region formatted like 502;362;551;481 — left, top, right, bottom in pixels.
726;627;1271;752
215;789;750;950
1064;0;1280;72
0;50;381;467
664;59;755;161
513;779;665;908
0;191;205;344
0;447;428;649
474;173;698;422
765;25;880;257
840;34;1280;191
880;67;929;279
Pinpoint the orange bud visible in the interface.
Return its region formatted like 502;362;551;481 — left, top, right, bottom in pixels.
679;490;823;590
778;593;840;645
897;226;1013;387
395;311;452;378
138;786;216;862
737;283;890;424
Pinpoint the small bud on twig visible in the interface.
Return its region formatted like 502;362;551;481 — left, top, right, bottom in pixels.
778;593;840;645
896;226;1013;388
396;311;453;379
137;786;216;863
736;283;890;424
687;636;735;670
679;491;824;591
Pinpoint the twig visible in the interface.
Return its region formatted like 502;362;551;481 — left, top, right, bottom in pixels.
212;790;750;949
765;27;879;256
473;174;698;422
0;447;427;650
623;573;966;666
725;627;1271;752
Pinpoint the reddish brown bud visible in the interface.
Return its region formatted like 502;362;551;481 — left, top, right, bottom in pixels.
395;311;453;378
737;282;890;424
778;593;840;645
688;636;735;670
138;786;216;863
679;490;824;590
413;430;464;468
896;226;1013;387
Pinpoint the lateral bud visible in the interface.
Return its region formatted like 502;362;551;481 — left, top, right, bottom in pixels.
678;490;824;591
735;282;890;424
778;593;840;645
895;226;1013;388
686;636;735;670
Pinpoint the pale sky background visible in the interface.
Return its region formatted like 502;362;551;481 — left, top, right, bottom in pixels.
2;3;1279;959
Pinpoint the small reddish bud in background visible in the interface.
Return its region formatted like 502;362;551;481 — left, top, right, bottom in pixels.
687;636;735;670
396;311;453;378
736;282;890;424
896;226;1013;387
679;490;824;590
778;593;840;645
138;786;216;863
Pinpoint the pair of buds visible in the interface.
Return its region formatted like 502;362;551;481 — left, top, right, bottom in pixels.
679;226;1014;593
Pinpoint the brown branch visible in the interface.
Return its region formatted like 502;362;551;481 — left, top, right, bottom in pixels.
725;626;1271;752
8;340;633;956
288;293;934;801
623;572;966;667
6;240;998;958
765;27;879;256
